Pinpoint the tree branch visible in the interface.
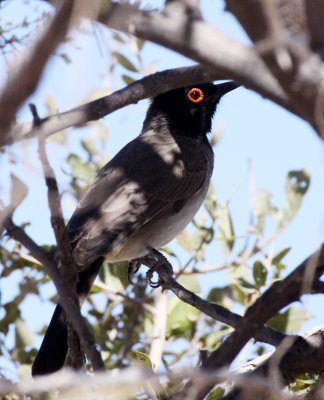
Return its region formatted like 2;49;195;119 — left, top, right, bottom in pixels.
169;245;324;399
226;0;324;138
99;3;293;116
37;129;72;268
3;65;224;147
305;0;324;59
224;325;324;399
140;253;286;347
3;217;104;372
0;0;75;147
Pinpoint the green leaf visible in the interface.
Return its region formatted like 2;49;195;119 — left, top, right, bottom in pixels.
207;387;225;400
122;74;135;85
251;189;275;236
251;189;273;217
268;306;310;333
112;51;138;72
204;184;218;220
176;230;195;253
112;32;127;43
109;261;129;289
216;203;235;256
134;351;154;370
0;302;20;334
67;153;96;185
135;38;145;52
81;138;97;157
178;274;201;294
230;264;257;304
15;319;34;347
272;247;291;266
98;262;129;291
167;299;200;340
207;286;231;306
275;169;310;229
253;261;267;287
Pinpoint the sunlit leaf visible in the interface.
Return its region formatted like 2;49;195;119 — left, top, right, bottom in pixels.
167;299;200;340
112;51;138;72
268;306;310;333
272;247;291;266
253;260;267;287
178;274;201;294
207;286;232;307
275;169;310;230
44;94;58;115
251;189;273;217
122;74;135;85
15;319;34;347
135;38;145;52
216;203;235;256
204;184;218;220
67;153;96;185
176;230;195;253
207;386;225;400
134;351;154;370
251;189;275;236
81;138;96;156
109;261;129;289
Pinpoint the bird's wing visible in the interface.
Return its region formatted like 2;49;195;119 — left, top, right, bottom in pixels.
67;131;213;267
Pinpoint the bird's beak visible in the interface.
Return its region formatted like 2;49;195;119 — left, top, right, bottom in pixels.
213;81;240;98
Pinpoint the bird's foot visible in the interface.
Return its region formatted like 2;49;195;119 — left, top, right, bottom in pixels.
144;249;174;289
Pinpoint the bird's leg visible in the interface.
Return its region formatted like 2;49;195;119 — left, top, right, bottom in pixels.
143;248;174;288
128;260;142;283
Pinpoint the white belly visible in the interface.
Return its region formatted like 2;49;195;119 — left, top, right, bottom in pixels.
108;184;208;262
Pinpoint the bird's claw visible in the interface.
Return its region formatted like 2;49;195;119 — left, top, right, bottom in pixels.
146;265;163;288
145;249;174;289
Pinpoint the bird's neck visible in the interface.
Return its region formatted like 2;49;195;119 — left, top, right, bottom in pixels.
142;106;207;140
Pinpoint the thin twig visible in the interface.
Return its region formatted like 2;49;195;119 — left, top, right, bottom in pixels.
141;254;286;347
0;0;75;146
3;217;105;372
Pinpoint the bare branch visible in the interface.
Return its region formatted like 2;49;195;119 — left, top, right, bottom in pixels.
226;0;324;137
140;253;286;347
36;124;87;370
99;3;292;115
305;0;324;58
224;325;324;399
0;0;75;147
3;65;223;147
37;134;72;268
204;246;324;368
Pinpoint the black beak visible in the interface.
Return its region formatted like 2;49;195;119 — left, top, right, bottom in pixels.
213;81;240;98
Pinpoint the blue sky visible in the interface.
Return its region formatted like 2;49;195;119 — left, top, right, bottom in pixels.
1;0;324;376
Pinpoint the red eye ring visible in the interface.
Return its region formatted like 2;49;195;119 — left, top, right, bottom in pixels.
188;88;204;104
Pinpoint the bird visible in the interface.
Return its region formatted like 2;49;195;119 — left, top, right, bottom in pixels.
31;81;239;376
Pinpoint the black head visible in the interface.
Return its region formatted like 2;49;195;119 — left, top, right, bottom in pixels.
142;82;239;138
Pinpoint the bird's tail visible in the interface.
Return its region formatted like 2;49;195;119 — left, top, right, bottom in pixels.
31;257;104;376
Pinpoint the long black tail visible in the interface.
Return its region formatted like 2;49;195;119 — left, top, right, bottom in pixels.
32;257;104;376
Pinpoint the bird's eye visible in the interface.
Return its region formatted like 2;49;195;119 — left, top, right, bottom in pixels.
187;88;204;104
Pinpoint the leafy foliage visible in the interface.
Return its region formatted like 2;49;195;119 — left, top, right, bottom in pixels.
0;1;317;399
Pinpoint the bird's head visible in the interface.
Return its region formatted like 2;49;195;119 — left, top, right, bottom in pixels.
143;81;239;138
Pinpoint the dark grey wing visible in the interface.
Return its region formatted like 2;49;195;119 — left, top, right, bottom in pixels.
67;131;213;267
